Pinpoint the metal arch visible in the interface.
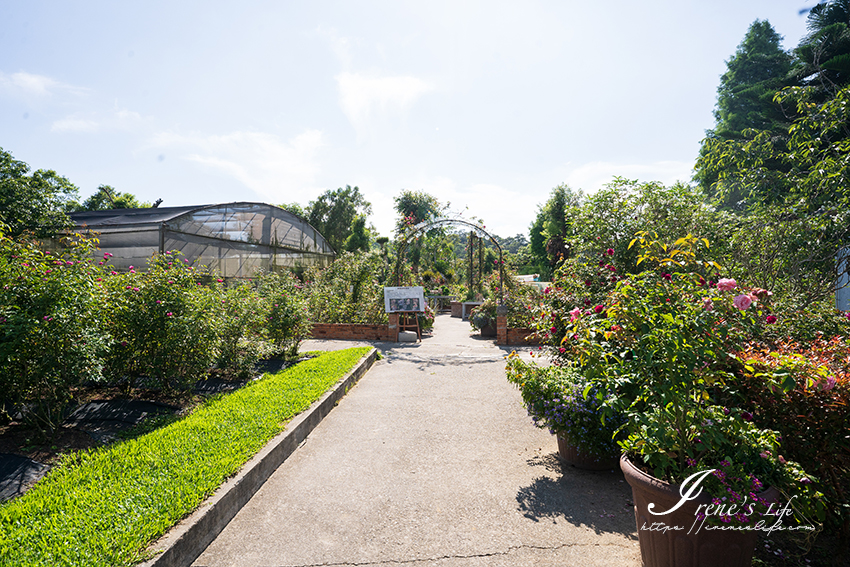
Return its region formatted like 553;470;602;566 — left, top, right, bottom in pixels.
393;217;505;304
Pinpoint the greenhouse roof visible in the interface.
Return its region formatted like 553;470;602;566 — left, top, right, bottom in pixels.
66;202;335;277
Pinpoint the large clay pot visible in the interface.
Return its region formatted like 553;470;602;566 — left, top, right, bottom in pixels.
620;455;778;567
556;435;619;470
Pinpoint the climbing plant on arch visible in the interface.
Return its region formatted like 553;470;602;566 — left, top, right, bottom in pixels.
393;217;505;304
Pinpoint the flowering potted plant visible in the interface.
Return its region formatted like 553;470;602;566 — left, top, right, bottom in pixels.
505;354;622;469
563;233;822;567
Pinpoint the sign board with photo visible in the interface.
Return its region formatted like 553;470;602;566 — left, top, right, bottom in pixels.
384;286;425;313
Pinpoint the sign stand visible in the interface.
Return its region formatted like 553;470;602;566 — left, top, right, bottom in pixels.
397;311;421;340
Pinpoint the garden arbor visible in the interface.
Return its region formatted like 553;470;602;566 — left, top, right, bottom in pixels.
393;217;505;304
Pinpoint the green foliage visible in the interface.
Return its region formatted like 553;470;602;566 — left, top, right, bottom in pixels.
257;270;311;358
73;185;150;211
393;189;445;234
0;230;109;437
0;148;79;238
696;85;850;302
712;20;793;140
307;185;372;253
103;252;220;391
0;348;372;567
730;338;850;538
793;0;850;97
560;234;821;523
506;355;623;458
213;282;274;378
344;214;371;252
303;251;388;324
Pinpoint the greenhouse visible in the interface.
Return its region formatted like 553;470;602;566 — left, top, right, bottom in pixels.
66;202;335;277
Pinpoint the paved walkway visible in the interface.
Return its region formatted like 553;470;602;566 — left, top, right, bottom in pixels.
192;314;640;566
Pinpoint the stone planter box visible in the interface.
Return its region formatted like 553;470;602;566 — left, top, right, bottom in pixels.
450;301;462;318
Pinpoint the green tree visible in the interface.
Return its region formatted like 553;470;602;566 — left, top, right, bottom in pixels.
528;184;582;279
307;185;372;253
344;215;371;252
695;20;793;205
0;148;79;237
712;20;793;139
75;185;150;211
695;84;850;301
392;189;445;234
793;0;850;98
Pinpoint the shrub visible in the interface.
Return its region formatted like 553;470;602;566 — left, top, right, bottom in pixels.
303;252;388;324
213;282;274;378
256;270;310;359
730;337;850;542
103;252;220;391
0;230;109;437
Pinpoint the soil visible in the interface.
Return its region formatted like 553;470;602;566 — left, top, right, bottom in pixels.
0;385;204;467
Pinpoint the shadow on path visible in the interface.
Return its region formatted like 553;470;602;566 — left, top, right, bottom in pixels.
516;453;639;540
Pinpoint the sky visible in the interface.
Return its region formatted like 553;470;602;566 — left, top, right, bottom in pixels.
0;1;820;240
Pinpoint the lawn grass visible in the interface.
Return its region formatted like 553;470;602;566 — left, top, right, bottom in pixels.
0;347;373;567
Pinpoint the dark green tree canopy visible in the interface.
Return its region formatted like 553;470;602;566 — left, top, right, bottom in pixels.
306;185;372;253
74;185;150;211
393;189;445;235
0;147;79;238
712;19;793;139
793;0;850;97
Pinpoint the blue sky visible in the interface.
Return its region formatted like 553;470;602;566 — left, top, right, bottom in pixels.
0;1;818;238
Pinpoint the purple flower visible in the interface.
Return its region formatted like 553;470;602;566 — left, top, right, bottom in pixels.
741;411;753;422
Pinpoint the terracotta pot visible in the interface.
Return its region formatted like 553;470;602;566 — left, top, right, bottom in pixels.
556;434;619;470
620;455;779;567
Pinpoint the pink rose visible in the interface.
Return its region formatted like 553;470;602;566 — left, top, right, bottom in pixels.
569;307;582;322
716;278;737;291
594;305;604;314
733;294;752;310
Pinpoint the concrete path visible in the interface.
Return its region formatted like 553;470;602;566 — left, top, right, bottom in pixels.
192;314;640;567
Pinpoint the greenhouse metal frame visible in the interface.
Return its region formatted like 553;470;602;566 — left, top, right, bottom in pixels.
67;202;335;278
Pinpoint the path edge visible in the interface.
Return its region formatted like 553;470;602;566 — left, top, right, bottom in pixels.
138;347;378;567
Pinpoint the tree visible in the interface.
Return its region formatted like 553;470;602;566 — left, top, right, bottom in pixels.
392;189;445;235
306;185;372;253
277;202;307;218
0;148;79;238
528;184;582;279
75;185;150;211
344;215;371;252
793;0;850;98
696;20;794;204
713;20;793;138
695;84;850;301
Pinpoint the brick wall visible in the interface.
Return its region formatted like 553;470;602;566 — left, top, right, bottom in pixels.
506;327;542;346
309;323;390;341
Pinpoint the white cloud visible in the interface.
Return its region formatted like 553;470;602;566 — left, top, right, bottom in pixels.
336;72;434;135
0;71;88;98
51;109;146;133
150;129;325;201
564;161;696;194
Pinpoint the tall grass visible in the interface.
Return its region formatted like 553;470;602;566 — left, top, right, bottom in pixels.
0;347;372;567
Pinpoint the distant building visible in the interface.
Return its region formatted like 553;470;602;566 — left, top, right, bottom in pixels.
65;202;335;278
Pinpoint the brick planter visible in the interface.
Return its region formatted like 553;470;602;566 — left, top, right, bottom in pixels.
309;323;390;341
450;301;462;318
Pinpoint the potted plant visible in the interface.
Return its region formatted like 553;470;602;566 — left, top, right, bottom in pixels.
469;304;496;336
505;355;622;469
564;234;823;567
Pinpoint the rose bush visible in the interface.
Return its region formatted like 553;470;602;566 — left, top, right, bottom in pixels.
104;252;220;391
561;233;823;526
0;229;110;437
